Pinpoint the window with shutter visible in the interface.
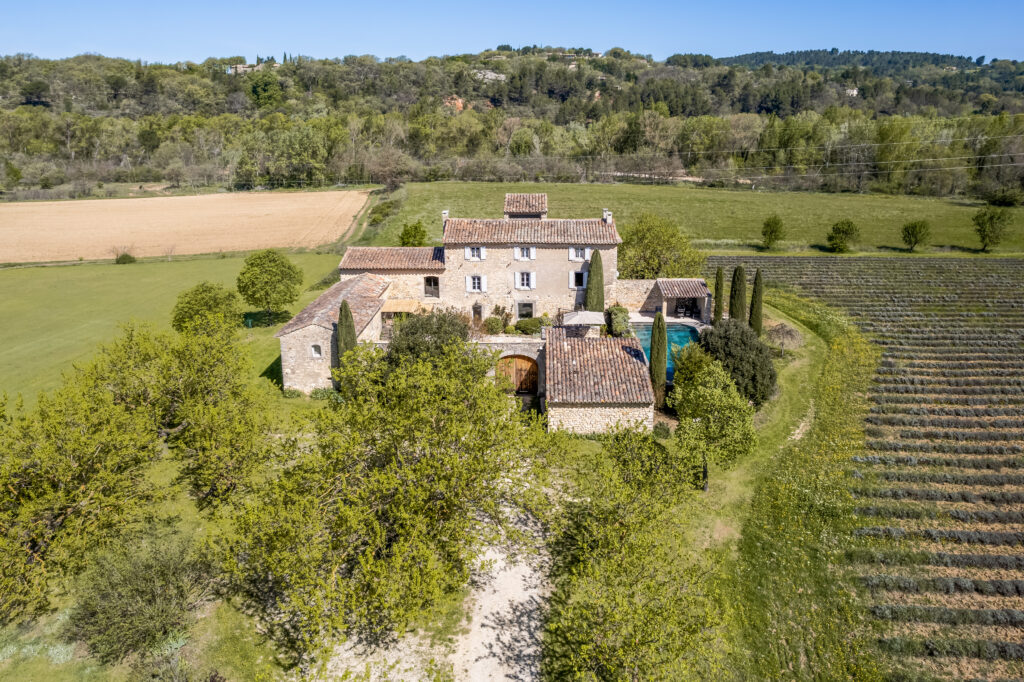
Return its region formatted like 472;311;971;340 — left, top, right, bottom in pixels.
529;272;536;289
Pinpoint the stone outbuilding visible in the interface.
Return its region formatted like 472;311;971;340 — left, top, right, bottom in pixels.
274;273;389;393
545;327;655;434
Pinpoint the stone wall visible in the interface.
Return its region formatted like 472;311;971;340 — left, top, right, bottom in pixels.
339;269;440;303
547;402;654;434
613;279;661;312
440;244;618;319
280;325;335;394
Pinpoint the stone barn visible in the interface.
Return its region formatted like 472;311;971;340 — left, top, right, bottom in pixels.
275;273;389;393
544;327;655;434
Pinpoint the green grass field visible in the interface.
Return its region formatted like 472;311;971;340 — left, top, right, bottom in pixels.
363;182;1024;253
0;252;342;402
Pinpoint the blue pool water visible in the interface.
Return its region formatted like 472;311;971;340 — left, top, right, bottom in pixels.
634;323;700;382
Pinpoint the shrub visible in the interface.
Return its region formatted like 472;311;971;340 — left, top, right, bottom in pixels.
504;324;517;334
826;219;860;252
699;319;777;406
282;388;303;398
367;198;400;226
171;281;241;332
653;422;671;439
606;305;630;337
973;206;1011;252
398;220;426;246
65;533;213;663
986;187;1024;207
310;387;336;400
483;316;504;334
115;251;136;264
901;220;931;252
761;214;785;250
515;317;542;335
387;308;470;362
539;312;553;327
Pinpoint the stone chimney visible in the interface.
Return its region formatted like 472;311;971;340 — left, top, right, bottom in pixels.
441;209;449;234
603;209;613;224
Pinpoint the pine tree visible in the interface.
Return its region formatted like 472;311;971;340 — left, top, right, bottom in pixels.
584;251;605;312
749;268;764;336
337;300;357;361
713;266;724;325
729;266;746;324
650;312;667;408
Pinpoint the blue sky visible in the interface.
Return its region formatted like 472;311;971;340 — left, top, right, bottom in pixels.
3;0;1022;63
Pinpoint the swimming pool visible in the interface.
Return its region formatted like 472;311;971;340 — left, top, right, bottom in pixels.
633;323;700;381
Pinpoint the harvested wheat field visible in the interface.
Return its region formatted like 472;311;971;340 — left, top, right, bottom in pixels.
0;190;369;263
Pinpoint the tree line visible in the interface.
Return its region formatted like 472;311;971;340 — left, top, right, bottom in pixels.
1;49;1023;199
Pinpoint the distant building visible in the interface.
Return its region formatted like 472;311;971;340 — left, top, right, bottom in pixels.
845;87;859;97
228;62;281;76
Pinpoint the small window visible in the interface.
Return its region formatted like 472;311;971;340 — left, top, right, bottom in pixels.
519;246;531;260
470;246;482;259
518;302;534;319
424;276;439;297
573;247;586;260
573;271;586;288
471;275;482;292
519;272;531;289
311;344;322;358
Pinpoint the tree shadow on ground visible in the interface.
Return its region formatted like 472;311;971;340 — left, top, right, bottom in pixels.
260;356;284;389
244;310;292;328
933;244;985;254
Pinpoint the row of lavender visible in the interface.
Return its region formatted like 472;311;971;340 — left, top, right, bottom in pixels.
708;255;1024;679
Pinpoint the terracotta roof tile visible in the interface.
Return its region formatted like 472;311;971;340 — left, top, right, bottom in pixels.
657;278;711;298
339;247;445;271
275;273;389;337
443;218;620;245
504;193;547;215
546;327;654;404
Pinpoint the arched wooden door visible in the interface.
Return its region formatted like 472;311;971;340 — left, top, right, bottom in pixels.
497;355;538;394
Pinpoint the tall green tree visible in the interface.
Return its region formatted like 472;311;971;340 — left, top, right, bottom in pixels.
337;300;357;359
729;266;747;323
748;269;764;336
618;213;706;279
713;266;724;325
826;219;860;253
584;250;605;311
236;249;303;318
650;312;667;408
972;207;1011;252
667;345;756;491
171;281;240;332
761;214;785;250
224;342;542;665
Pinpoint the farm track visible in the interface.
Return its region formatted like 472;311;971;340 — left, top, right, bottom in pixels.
708;256;1024;679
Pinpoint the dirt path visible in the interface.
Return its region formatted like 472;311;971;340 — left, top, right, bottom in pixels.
449;547;547;681
0;190;368;263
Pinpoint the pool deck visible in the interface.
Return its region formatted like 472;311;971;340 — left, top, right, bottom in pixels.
629;312;710;331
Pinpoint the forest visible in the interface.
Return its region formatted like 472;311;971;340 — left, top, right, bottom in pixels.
1;46;1023;199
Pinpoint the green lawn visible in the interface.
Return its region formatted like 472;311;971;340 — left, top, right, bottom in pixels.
363;182;1024;253
0;252;342;402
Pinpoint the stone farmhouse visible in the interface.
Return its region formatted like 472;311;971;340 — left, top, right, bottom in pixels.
276;193;712;433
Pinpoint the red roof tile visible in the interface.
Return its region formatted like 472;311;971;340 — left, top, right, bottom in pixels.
339;247;445;271
657;278;711;298
504;193;548;215
443;218;620;245
545;327;654;404
275;273;389;337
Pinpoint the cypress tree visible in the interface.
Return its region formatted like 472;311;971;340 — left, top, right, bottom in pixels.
337;300;357;361
584;250;605;312
749;269;764;336
650;312;667;408
729;266;746;324
713;266;724;325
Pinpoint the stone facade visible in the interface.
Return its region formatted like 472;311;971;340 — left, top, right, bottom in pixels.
339;269;441;302
279;325;336;394
546;403;654;434
442;244;618;320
